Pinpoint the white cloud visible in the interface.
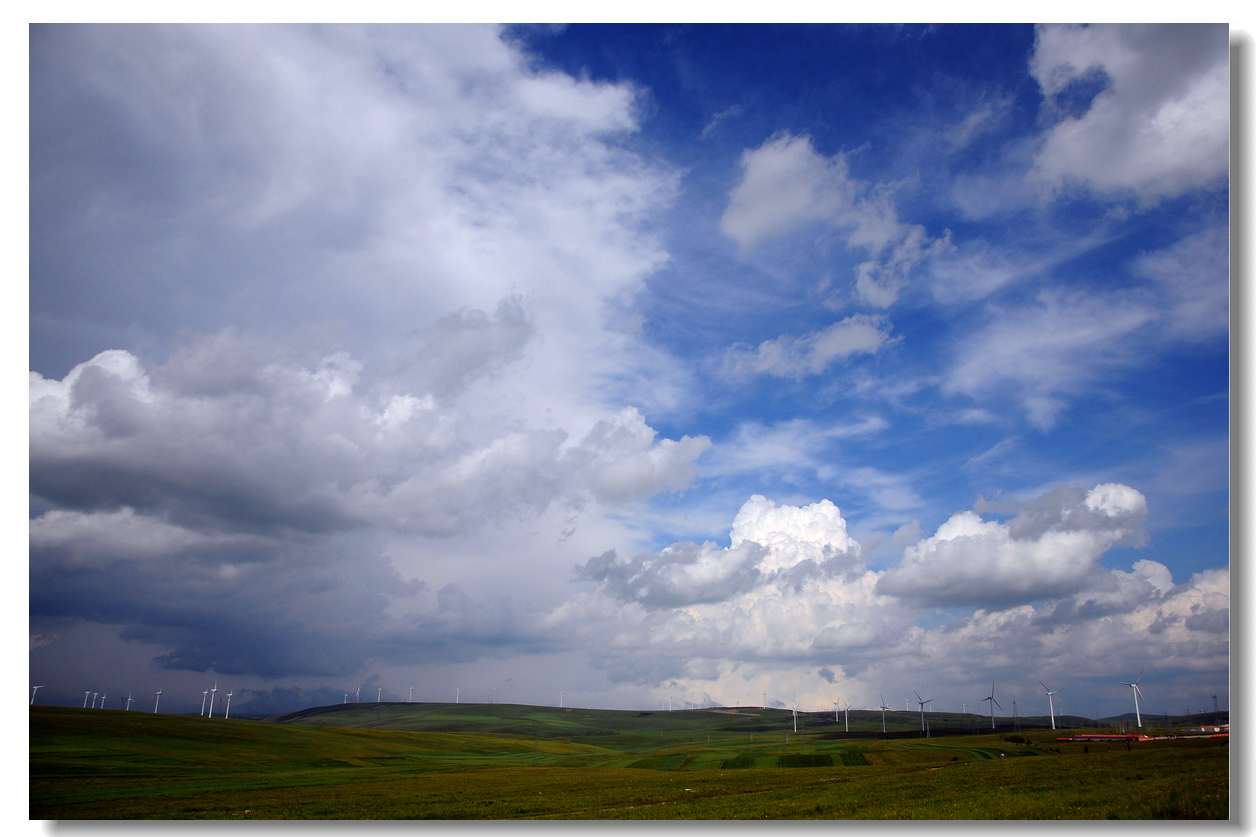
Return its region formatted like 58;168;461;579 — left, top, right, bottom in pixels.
1029;24;1228;202
551;485;1223;714
722;315;894;379
877;483;1147;608
719;133;943;306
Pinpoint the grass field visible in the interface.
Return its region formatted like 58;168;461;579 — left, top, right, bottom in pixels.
29;704;1228;819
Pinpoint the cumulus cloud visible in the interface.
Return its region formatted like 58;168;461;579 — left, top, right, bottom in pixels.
877;483;1147;608
551;484;1223;713
719;133;945;306
722;315;894;379
1029;24;1228;202
574;541;768;609
31;344;708;538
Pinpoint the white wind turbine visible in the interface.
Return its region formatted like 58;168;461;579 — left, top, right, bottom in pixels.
981;682;1002;729
154;690;162;713
914;692;933;732
125;694;134;711
842;700;851;733
878;694;891;733
84;691;91;708
1119;668;1146;728
791;697;798;733
100;692;107;709
208;682;218;718
1038;680;1064;730
343;693;348;704
356;687;361;703
833;701;840;722
377;688;382;702
410;688;414;703
224;691;233;719
31;685;45;705
91;692;99;709
200;690;209;716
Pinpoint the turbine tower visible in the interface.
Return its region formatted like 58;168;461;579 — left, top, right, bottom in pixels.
208;682;218;718
791;697;798;733
1119;668;1146;728
833;701;840;722
125;694;134;711
1039;680;1064;730
914;691;933;732
224;691;233;719
981;682;1002;729
843;701;851;733
356;687;361;703
201;690;209;716
91;692;99;709
410;688;414;703
31;685;45;705
878;694;891;733
154;689;162;713
100;692;107;709
377;688;381;702
84;691;91;708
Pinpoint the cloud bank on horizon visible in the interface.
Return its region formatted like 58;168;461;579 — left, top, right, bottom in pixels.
29;23;1229;718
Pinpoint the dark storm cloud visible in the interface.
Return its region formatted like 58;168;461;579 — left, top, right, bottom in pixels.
29;332;706;680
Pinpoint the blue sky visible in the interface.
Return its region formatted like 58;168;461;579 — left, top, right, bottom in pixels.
28;23;1231;721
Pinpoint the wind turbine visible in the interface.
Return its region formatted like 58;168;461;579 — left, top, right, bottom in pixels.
842;701;851;733
224;691;233;720
560;690;564;708
833;701;840;722
356;687;361;703
981;682;1002;729
31;685;45;705
201;690;209;716
154;690;162;713
1119;668;1146;728
410;687;414;703
91;692;99;709
791;697;798;733
762;690;766;710
84;691;91;708
1039;680;1064;730
377;688;381;702
878;694;891;733
100;692;107;709
344;693;348;704
914;691;933;732
125;694;134;711
208;683;218;718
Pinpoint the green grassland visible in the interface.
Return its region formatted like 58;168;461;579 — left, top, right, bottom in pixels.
30;704;1228;820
